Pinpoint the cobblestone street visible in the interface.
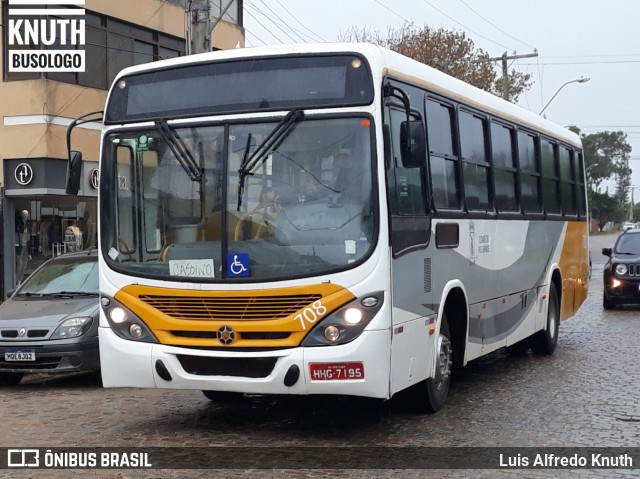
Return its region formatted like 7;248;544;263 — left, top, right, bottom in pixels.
1;233;638;479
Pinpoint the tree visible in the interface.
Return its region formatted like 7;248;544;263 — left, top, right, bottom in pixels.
590;191;626;231
579;130;632;207
340;23;532;102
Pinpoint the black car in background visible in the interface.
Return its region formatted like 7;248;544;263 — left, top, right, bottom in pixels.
0;251;99;385
603;229;640;309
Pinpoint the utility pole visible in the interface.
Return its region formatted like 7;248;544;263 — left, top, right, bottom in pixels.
480;50;538;101
190;0;211;54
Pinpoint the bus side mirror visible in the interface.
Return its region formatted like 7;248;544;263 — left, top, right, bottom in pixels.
400;120;426;168
66;150;83;195
602;247;612;257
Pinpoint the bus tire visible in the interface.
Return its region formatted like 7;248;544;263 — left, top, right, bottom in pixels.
0;372;24;386
530;284;559;355
420;314;452;413
202;390;244;402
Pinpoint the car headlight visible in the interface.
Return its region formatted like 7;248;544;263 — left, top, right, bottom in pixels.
51;317;93;339
301;292;384;346
615;264;628;276
101;295;158;343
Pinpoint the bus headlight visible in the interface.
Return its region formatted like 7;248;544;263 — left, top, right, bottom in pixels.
615;264;628;276
301;292;384;346
324;325;341;342
101;295;158;343
344;308;363;325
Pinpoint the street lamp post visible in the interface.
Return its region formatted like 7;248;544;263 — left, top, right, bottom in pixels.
539;77;591;115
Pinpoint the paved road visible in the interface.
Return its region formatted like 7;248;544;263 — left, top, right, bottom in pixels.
2;232;638;479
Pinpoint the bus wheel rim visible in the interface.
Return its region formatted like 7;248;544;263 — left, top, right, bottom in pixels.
435;334;452;391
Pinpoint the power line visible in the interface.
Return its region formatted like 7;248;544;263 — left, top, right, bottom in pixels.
245;1;300;43
520;60;640;66
243;6;285;44
272;0;326;42
419;0;515;51
581;125;640;129
372;0;410;23
457;0;535;50
243;26;268;46
254;0;316;43
544;53;640;59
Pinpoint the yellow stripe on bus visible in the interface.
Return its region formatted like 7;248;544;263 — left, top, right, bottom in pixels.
559;221;589;320
114;283;356;348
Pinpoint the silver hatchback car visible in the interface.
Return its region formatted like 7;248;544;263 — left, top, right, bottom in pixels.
0;250;99;386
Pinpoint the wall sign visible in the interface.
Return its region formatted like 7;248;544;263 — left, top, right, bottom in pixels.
89;168;100;189
14;163;34;186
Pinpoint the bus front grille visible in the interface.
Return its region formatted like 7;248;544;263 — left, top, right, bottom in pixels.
176;355;277;378
139;294;322;321
171;331;291;340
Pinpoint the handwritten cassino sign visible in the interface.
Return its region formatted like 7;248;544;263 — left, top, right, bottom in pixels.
168;259;215;278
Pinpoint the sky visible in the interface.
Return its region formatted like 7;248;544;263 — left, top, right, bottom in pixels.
242;0;640;195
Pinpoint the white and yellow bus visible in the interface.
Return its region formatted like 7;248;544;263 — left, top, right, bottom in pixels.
69;43;589;412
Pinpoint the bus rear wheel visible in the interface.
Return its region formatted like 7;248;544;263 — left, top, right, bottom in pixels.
530;284;559;355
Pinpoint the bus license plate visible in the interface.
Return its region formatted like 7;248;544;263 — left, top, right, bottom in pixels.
4;350;36;362
309;362;364;381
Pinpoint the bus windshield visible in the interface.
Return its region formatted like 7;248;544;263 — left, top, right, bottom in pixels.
101;116;376;282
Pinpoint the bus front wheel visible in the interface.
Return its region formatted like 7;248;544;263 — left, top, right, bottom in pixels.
417;314;452;413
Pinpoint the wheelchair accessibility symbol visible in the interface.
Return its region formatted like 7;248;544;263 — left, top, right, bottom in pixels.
227;253;250;277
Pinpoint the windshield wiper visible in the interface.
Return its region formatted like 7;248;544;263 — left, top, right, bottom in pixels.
54;291;99;297
155;120;202;182
16;292;44;298
237;109;304;211
615;252;638;255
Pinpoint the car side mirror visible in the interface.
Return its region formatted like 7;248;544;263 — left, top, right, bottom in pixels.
602;247;612;257
6;288;16;299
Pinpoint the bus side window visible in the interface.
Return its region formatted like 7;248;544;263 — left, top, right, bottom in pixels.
385;106;430;255
116;145;136;260
518;131;542;214
386;107;427;216
491;121;519;213
559;146;577;216
575;152;587;217
459;110;491;212
426;98;460;210
541;138;560;215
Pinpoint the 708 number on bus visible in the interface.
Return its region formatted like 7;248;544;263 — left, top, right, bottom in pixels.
294;300;327;330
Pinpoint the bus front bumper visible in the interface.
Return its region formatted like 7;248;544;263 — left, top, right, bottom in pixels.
99;327;392;399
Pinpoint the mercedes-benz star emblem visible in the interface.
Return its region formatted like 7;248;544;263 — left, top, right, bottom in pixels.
217;326;235;345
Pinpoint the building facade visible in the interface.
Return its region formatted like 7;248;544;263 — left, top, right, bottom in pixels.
0;0;244;295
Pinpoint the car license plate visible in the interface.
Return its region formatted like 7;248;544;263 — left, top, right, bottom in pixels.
309;362;364;381
4;350;36;362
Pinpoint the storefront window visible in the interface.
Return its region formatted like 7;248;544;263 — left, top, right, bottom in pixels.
12;198;97;285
